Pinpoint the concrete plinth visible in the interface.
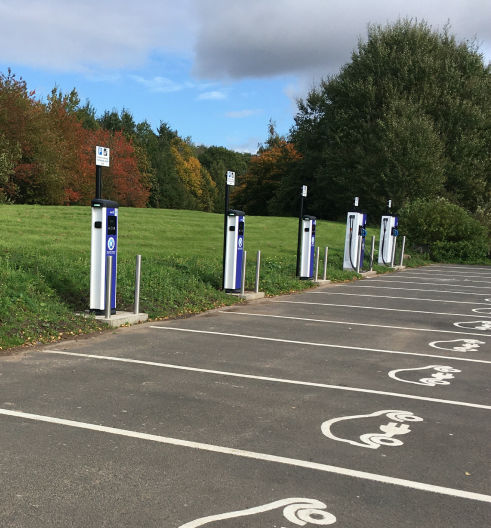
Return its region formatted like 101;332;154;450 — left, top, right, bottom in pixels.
360;270;377;278
314;279;331;285
84;311;149;328
393;265;406;270
229;291;265;301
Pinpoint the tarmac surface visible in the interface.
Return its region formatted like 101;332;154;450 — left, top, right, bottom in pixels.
1;264;490;527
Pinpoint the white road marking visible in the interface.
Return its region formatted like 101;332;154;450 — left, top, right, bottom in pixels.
219;311;491;338
425;265;491;272
360;279;491;290
473;307;491;315
274;300;491;319
429;339;485;352
388;366;461;387
308;291;491;306
454;320;491;331
150;326;491;365
1;408;490;503
43;350;491;410
321;410;423;450
179;498;336;527
380;274;491;284
335;285;488;296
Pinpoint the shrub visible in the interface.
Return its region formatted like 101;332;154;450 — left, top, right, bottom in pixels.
398;198;488;262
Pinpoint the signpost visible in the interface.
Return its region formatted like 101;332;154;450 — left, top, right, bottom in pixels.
95;146;110;199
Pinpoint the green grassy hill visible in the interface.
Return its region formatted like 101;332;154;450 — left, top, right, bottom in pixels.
0;205;421;350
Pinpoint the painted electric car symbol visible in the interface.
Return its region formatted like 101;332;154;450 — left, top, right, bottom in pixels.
429;338;485;352
472;307;491;315
388;365;461;386
321;409;423;449
107;236;116;251
178;498;336;527
454;320;491;331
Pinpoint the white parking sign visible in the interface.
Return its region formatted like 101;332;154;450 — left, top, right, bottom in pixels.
96;146;110;167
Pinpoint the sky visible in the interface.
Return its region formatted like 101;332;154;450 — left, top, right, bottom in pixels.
0;0;489;153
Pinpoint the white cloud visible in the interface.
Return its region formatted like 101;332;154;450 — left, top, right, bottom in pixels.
131;75;183;93
0;0;196;72
197;90;227;100
226;109;261;118
0;0;488;80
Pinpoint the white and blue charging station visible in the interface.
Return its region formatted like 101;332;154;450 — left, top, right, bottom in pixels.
343;198;367;271
90;199;118;314
224;209;245;292
299;214;316;279
378;207;399;266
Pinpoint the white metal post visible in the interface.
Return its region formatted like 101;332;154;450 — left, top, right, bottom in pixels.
134;254;141;314
254;250;261;293
240;250;247;295
323;247;328;280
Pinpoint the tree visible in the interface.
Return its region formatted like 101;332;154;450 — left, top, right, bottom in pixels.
291;19;490;219
234;122;301;215
197;145;251;212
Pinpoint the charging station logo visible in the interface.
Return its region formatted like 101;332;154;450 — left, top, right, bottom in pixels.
107;237;116;251
238;237;243;249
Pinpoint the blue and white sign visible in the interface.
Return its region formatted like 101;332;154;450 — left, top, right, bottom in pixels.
96;145;110;167
226;170;235;186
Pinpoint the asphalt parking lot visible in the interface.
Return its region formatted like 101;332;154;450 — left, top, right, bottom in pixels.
1;264;490;527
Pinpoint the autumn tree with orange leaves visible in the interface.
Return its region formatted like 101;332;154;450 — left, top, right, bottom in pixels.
234;122;301;215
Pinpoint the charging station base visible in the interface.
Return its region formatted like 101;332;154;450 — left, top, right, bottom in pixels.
360;270;378;278
228;291;265;301
313;279;331;285
82;311;148;328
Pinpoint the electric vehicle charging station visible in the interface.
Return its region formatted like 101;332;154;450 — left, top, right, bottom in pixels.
89;146;119;314
378;200;399;266
299;214;316;279
223;209;245;292
343;197;367;271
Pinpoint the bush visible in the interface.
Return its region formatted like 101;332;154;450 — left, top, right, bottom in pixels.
398;198;488;262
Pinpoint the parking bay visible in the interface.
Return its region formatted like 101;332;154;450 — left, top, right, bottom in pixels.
0;265;489;527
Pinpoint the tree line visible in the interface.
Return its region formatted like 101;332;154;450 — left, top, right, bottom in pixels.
0;69;250;211
236;20;490;227
1;20;489;232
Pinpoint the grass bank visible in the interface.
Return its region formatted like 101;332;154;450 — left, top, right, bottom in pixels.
0;205;427;350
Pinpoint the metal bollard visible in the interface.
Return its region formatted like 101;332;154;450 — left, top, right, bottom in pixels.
323;247;328;280
356;236;362;273
369;236;375;271
315;246;320;281
134;254;141;314
391;237;397;267
254;250;261;293
240;250;247;295
399;236;406;267
104;255;113;319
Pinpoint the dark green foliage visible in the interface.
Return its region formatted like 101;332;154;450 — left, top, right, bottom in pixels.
290;19;490;219
398;198;488;262
197;145;251;212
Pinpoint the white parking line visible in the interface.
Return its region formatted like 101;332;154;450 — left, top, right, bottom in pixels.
150;327;491;364
379;274;491;284
274;300;491;319
338;285;488;296
308;292;491;306
426;265;491;272
219;311;491;338
43;350;491;410
1;408;490;503
362;279;491;290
